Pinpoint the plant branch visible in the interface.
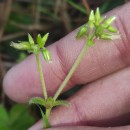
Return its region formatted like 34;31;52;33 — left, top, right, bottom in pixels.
0;0;12;39
0;32;26;42
44;108;51;128
35;53;48;99
82;0;91;14
45;108;51;119
53;44;88;100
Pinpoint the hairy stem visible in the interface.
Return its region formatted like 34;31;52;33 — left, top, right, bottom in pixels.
53;44;88;100
44;108;51;128
45;108;51;119
35;53;47;99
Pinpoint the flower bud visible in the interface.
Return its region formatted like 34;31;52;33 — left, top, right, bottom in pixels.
10;42;31;50
42;49;51;62
76;26;87;38
36;33;49;48
42;33;49;47
107;26;118;33
37;34;42;45
95;7;101;26
88;10;95;28
89;10;95;22
28;33;34;45
102;16;116;28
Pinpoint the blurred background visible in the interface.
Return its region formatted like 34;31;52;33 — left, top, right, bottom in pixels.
0;0;128;129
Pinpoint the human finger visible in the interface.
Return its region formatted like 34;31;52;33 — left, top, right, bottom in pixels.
28;125;130;130
3;3;130;103
29;66;130;129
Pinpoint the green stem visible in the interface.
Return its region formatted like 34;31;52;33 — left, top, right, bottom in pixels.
53;44;88;100
45;108;51;119
35;53;47;99
44;108;51;128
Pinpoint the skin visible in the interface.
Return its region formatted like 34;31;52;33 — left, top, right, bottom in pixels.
3;3;130;130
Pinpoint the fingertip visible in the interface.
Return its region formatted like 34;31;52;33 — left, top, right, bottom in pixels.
3;64;20;102
3;55;39;103
3;62;28;103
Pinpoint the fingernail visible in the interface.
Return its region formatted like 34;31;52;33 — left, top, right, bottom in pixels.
28;121;43;130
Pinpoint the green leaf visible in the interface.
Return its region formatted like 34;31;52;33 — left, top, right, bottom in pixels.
0;105;9;125
29;97;46;106
9;104;35;130
38;106;51;128
17;53;27;62
100;0;124;14
10;42;31;50
66;0;87;14
54;100;70;107
28;34;34;45
39;8;60;21
0;124;10;130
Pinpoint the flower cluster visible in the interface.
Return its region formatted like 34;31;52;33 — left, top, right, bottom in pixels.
10;33;51;62
76;8;120;47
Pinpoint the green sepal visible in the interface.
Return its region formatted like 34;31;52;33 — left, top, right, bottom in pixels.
10;41;31;50
29;97;54;109
87;39;95;47
100;33;113;40
29;97;46;106
42;48;51;62
101;33;120;40
38;106;51;128
45;98;69;108
29;97;69;109
76;25;87;38
28;34;34;45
